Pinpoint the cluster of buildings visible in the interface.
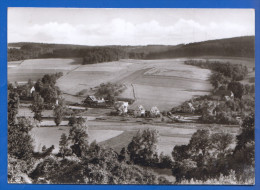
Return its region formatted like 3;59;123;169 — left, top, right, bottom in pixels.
84;95;161;117
114;101;161;118
172;90;234;114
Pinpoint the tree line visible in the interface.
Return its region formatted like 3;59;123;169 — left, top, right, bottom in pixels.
8;36;254;62
178;60;255;125
145;36;255;59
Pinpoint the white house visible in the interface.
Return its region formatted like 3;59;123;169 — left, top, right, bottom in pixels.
114;101;129;115
134;105;146;117
150;106;160;117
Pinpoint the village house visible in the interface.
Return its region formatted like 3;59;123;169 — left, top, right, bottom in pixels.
84;95;105;106
150;106;160;117
114;101;129;115
134;105;146;117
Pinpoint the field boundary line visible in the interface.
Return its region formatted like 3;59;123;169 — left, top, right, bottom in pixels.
131;83;137;100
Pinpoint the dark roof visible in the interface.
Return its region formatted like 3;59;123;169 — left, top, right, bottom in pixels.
87;95;98;102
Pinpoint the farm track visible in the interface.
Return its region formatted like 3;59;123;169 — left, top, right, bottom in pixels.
57;64;82;81
114;68;151;84
131;84;137;100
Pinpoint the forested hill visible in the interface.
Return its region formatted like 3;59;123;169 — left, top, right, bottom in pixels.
8;36;254;62
145;36;255;59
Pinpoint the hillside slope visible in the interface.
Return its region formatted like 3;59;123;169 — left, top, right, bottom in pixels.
145;36;254;59
8;36;255;61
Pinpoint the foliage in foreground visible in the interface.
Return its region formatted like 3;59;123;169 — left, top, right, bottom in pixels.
180;170;254;185
172;114;255;184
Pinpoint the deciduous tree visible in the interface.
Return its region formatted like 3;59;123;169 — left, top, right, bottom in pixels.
30;92;44;122
59;133;72;159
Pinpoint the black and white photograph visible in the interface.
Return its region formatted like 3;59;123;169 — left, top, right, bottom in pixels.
7;8;255;184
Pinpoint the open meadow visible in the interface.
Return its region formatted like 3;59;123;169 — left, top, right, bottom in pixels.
9;58;213;110
30;126;124;153
29;119;240;156
8;58;82;83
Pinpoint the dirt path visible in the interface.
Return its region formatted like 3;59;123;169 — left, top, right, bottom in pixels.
116;68;151;84
131;84;137;100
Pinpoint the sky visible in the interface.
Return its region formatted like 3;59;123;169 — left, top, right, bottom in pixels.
8;8;255;46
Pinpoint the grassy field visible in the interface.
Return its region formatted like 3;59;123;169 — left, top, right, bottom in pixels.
116;59;212;110
89;120;239;156
28;116;240;156
8;57;254;110
55;58;212;110
8;58;82;83
31;126;123;153
8;58;212;110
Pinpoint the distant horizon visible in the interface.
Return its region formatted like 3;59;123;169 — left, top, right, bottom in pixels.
8;35;255;47
8;8;255;46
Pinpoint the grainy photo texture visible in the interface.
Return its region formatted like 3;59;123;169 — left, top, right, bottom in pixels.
7;8;255;184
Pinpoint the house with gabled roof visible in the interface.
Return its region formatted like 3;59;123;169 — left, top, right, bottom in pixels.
84;95;105;106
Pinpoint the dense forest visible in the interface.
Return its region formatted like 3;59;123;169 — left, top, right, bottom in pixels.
8;36;255;63
145;36;255;59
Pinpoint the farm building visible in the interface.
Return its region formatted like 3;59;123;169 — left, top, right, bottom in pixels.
84;95;105;106
212;90;234;101
150;106;160;117
134;105;146;117
114;101;129;115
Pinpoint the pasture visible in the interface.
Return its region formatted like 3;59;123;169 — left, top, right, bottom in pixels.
8;58;82;83
8;58;213;109
28;117;240;156
9;57;255;110
57;58;213;110
90;120;239;156
31;126;124;153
